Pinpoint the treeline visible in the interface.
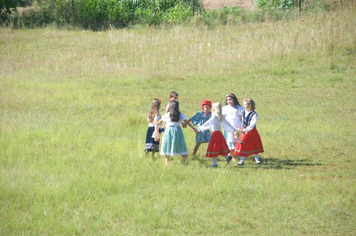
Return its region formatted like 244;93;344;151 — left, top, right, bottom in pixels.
0;0;349;30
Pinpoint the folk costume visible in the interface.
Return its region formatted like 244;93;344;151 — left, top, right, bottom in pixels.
197;115;236;158
160;113;188;156
234;110;264;157
189;100;212;144
145;112;164;152
222;104;244;149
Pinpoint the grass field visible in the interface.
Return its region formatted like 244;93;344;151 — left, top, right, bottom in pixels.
1;5;356;235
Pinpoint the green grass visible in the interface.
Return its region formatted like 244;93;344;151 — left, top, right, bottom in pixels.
1;6;356;235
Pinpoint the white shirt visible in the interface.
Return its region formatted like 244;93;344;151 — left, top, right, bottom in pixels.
222;105;243;129
197;115;236;132
147;113;162;127
161;113;187;126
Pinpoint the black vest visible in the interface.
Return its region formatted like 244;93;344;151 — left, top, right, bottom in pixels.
242;111;257;128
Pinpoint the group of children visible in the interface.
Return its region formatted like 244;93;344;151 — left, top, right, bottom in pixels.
144;91;264;167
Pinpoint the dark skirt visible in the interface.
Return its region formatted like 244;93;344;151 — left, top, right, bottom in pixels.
145;127;164;152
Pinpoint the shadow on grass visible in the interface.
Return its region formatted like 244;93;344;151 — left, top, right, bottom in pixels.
233;156;323;170
191;154;209;167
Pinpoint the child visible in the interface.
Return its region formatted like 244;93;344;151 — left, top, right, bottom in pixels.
195;102;237;167
165;91;187;129
187;100;212;155
145;98;164;159
234;98;264;165
156;100;196;166
222;93;244;161
165;91;179;113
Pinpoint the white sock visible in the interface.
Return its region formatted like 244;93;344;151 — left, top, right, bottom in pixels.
255;155;260;161
212;158;218;165
240;156;245;162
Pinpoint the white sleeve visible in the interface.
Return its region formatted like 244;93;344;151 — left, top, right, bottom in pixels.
161;113;170;122
222;117;236;132
197;115;217;132
244;113;257;132
180;113;187;121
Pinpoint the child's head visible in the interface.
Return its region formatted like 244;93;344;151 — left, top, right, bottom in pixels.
151;98;161;111
168;100;180;122
201;100;212;113
212;102;223;121
243;98;256;111
169;91;179;101
148;98;161;122
225;93;240;106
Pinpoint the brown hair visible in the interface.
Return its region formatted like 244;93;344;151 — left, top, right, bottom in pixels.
148;98;161;123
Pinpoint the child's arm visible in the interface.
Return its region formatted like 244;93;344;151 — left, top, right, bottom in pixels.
196;115;216;132
186;119;195;130
242;113;257;133
165;103;170;113
183;119;195;130
183;119;199;134
155;119;164;127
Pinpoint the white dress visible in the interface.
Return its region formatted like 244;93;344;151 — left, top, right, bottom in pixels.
222;105;244;145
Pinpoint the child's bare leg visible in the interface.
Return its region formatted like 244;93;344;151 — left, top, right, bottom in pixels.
230;149;237;161
192;143;201;155
230;142;237;161
182;154;188;163
165;155;169;166
152;151;155;159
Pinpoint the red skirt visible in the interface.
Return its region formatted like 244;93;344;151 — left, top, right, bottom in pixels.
206;131;230;158
234;128;264;157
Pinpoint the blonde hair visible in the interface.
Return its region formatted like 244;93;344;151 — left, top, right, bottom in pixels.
212;102;223;122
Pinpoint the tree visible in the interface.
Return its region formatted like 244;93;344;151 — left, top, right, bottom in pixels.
0;0;25;14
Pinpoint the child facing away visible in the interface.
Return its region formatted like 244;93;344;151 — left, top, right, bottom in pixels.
195;102;238;167
187;99;212;155
222;93;244;162
145;98;164;159
155;100;196;166
234;98;264;165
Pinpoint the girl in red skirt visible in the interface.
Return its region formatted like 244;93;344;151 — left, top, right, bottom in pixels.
234;98;264;165
195;102;238;167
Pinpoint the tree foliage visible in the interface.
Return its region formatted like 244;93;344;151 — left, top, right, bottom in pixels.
255;0;297;10
0;0;25;14
31;0;203;28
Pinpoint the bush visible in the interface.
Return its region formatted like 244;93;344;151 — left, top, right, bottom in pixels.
255;0;296;10
1;0;352;29
7;5;52;28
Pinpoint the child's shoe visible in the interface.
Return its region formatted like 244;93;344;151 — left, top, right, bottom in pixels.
226;156;232;165
210;164;218;168
237;160;244;165
255;157;260;164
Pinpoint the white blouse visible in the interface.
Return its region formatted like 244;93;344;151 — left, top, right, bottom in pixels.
161;113;187;126
147;113;162;127
222;105;244;129
197;115;236;133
